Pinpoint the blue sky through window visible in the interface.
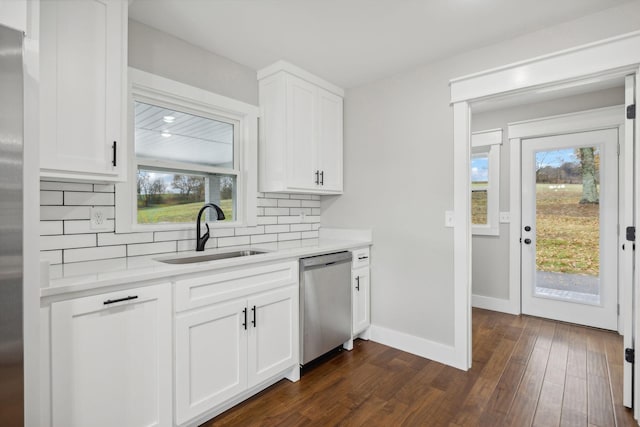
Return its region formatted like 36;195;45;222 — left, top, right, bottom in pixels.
471;156;488;182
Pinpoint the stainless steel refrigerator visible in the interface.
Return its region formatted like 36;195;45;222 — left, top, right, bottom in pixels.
0;23;24;426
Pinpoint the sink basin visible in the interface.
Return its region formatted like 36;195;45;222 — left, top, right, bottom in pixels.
156;250;267;264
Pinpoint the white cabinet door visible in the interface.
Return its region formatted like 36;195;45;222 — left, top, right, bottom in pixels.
175;299;248;425
51;284;172;427
353;267;370;335
286;75;317;190
40;0;125;181
247;286;298;387
316;88;343;192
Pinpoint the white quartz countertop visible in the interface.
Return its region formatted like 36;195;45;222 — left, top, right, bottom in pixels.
42;236;371;299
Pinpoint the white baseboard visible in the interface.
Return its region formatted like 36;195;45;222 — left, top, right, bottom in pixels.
472;294;519;315
369;324;465;370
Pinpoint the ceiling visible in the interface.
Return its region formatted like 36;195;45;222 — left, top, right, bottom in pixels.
129;0;633;89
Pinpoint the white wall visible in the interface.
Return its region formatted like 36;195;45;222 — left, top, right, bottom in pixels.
321;2;640;349
471;87;625;301
128;20;258;106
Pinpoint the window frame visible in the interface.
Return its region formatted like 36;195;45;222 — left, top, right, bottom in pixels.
471;129;502;236
116;68;258;233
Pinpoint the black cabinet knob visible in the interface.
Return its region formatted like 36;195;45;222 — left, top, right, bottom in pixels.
524;238;532;244
524;226;531;232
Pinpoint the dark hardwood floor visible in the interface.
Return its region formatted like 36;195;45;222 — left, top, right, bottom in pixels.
202;308;636;426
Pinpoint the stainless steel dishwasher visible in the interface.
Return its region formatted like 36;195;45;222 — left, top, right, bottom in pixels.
300;251;352;366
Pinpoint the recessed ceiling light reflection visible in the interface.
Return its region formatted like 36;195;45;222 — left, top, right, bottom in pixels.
163;116;175;123
161;131;171;138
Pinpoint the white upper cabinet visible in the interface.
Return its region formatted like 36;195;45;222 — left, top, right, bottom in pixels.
40;0;127;182
258;61;344;194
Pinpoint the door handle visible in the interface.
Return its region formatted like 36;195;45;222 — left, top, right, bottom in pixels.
315;170;319;185
251;305;256;327
356;276;360;291
320;170;324;185
524;238;532;245
242;307;247;330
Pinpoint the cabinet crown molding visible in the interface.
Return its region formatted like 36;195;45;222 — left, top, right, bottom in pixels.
257;60;344;97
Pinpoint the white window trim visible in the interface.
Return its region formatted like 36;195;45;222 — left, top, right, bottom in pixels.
115;68;258;233
471;129;502;236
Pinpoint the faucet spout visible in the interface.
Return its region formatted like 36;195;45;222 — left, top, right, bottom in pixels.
196;203;226;251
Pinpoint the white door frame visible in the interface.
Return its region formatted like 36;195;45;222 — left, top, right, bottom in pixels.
449;30;640;372
508;106;625;323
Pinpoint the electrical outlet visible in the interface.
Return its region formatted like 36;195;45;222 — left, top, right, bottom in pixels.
445;210;455;228
90;206;110;230
499;212;511;223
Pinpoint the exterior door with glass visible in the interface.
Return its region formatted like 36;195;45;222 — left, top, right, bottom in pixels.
521;128;618;330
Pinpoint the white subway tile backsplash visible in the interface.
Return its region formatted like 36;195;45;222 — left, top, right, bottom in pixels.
277;199;301;208
154;229;196;242
278;232;302;241
257;198;278;207
250;234;278;244
127;241;177;257
65;245;126;263
264;193;290;199
41;205;91;220
290;208;312;216
217;236;251;248
93;184;115;193
40;191;63;205
41;234;96;250
264;207;290;216
64;191;114;206
301;200;321;208
277;216;302;224
257;216;278;225
265;224;289;234
234;226;265;236
40;221;63;236
98;232;154;246
290;223;312;232
210;228;235;238
41;181;93;192
301;231;320;239
40;250;62;265
65;219;115;234
40;182;322;265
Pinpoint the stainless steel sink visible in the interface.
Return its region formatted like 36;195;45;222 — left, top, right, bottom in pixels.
156;250;267;264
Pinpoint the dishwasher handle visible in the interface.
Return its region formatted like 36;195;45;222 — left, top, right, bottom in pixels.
300;251;352;269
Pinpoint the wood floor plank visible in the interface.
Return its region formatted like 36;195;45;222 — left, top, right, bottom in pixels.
203;310;634;427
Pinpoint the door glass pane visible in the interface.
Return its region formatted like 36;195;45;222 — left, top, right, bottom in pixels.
134;102;234;168
471;152;489;225
534;146;600;304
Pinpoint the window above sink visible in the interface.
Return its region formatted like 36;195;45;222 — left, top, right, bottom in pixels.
116;68;259;233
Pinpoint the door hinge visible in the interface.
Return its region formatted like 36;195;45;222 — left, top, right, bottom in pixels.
626;226;636;242
625;348;635;364
627;104;636;119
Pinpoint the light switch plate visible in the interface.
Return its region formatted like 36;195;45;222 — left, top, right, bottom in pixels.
445;210;455;228
499;212;511;223
90;206;110;230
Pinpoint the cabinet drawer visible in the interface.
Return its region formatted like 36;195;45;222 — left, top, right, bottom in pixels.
351;247;370;269
174;261;298;312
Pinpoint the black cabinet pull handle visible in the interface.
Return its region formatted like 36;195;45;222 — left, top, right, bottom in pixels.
251;305;256;327
320;170;324;185
242;307;247;330
524;225;531;232
315;170;319;185
356;276;360;291
104;295;137;305
524;238;532;245
112;141;117;167
358;256;369;260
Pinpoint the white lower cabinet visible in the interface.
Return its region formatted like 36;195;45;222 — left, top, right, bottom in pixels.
175;299;248;424
50;283;172;427
174;262;299;426
353;267;371;335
